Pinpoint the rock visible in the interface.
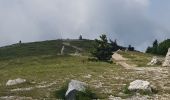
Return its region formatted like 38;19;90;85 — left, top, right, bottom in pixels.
6;78;26;86
0;96;33;100
94;82;103;88
147;56;162;66
11;87;33;92
162;48;170;67
65;80;87;100
74;50;81;56
108;95;122;100
83;74;92;79
127;95;149;100
117;92;128;97
128;80;152;93
102;88;112;94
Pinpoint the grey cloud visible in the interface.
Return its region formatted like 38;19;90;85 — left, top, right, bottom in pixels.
0;0;169;51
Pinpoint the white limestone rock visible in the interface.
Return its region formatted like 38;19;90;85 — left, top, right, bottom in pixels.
83;74;92;79
162;48;170;67
128;80;152;92
65;80;87;100
0;96;32;100
108;95;122;100
147;56;162;66
6;78;26;86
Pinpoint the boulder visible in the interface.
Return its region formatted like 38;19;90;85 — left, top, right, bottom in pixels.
128;80;152;92
65;80;87;100
6;78;26;86
162;48;170;67
147;56;162;66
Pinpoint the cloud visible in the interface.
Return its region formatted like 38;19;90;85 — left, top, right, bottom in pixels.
0;0;169;51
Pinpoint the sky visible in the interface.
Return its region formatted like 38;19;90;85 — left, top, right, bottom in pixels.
0;0;170;51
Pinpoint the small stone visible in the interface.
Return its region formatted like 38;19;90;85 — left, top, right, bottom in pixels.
0;96;33;100
6;78;26;86
11;87;33;92
108;95;122;100
83;74;92;79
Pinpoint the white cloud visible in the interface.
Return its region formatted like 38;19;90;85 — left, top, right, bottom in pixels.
0;0;169;51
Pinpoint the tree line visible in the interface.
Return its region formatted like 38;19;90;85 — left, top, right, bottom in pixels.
80;34;170;61
146;39;170;55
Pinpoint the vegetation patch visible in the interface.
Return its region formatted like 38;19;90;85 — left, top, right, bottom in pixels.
55;83;98;100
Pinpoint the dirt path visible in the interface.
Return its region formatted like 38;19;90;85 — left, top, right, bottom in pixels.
112;52;170;94
112;52;134;69
62;42;83;51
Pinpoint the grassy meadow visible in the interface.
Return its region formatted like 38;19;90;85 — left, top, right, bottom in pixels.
0;54;131;99
0;39;169;99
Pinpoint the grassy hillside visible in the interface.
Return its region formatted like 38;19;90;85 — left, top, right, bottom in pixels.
0;55;121;99
118;51;153;67
0;39;95;59
0;40;169;99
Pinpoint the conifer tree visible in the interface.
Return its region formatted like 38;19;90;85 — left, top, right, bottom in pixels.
91;34;112;61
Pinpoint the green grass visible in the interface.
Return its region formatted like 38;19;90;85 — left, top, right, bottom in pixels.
1;53;153;99
0;40;169;99
0;39;94;59
0;55;125;99
118;51;154;67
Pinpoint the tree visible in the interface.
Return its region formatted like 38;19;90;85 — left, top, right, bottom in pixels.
157;39;170;55
91;34;112;61
19;40;22;44
128;45;134;51
110;39;119;52
146;46;152;53
153;39;158;47
152;39;158;54
145;39;158;54
79;35;83;40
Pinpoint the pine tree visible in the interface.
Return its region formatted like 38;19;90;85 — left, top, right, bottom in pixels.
152;39;158;54
145;39;158;54
110;39;118;52
91;34;112;61
128;45;134;51
146;46;152;53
